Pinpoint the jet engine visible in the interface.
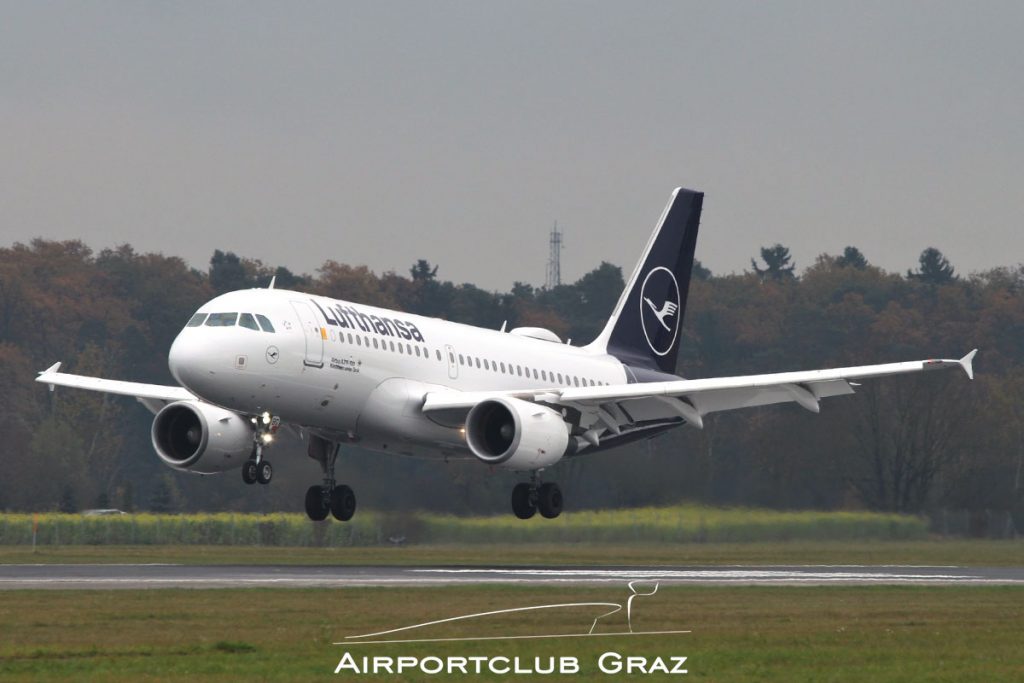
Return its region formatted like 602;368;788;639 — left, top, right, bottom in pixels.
151;401;253;473
465;397;570;471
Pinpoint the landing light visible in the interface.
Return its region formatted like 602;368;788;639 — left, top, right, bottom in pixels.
261;412;271;425
261;433;274;444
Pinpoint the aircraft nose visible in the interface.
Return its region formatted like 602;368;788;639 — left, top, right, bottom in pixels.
168;332;204;389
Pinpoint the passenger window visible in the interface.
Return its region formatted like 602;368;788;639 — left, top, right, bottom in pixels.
517;365;522;376
398;344;404;354
415;346;421;357
238;313;259;331
459;354;465;365
373;338;379;349
500;362;506;373
573;376;580;387
255;314;275;332
186;313;207;327
449;352;455;364
557;373;563;384
205;312;238;327
475;358;481;369
356;336;362;346
533;369;539;380
436;350;442;361
389;341;395;352
542;370;548;381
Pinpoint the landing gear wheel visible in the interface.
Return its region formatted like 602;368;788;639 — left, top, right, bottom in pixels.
256;460;273;485
511;483;537;520
242;461;258;485
330;485;357;522
537;482;563;519
304;485;329;521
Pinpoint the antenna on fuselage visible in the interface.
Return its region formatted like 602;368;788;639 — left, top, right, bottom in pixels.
268;276;276;289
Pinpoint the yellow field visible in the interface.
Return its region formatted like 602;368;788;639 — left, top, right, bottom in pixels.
0;504;927;547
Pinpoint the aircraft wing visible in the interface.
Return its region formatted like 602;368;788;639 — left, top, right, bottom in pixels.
422;350;977;430
36;362;195;414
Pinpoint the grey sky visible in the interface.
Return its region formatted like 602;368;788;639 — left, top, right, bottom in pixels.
2;1;1022;291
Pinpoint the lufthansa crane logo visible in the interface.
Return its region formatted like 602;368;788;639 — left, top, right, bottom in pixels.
639;266;681;357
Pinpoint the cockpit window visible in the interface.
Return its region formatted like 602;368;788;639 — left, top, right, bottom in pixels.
186;313;207;327
205;312;238;327
238;313;259;331
255;314;275;333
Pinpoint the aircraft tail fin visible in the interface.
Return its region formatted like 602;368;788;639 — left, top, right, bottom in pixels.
586;188;703;376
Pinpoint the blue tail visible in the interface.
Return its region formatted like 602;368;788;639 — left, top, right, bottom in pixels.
587;188;703;376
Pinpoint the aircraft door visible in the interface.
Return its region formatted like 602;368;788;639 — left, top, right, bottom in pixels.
445;344;458;380
290;301;325;368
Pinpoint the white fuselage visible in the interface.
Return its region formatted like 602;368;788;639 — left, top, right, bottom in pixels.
168;288;654;459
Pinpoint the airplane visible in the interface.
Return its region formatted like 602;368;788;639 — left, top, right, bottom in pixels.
36;188;977;521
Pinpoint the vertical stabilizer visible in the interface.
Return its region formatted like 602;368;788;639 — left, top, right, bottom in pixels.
586;188;703;375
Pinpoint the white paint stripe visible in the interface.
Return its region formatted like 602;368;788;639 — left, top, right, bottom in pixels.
414;568;983;580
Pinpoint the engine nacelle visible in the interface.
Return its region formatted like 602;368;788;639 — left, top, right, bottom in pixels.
151;401;253;474
465;397;570;471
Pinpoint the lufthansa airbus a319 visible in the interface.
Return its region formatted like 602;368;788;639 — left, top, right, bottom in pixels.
37;189;977;521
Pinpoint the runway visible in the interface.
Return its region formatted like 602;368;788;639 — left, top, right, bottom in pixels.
1;563;1022;589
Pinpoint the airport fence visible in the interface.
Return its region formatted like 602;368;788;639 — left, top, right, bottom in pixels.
0;505;929;546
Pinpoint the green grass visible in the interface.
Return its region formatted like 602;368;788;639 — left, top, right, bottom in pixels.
0;586;1021;681
0;505;928;547
1;539;1022;567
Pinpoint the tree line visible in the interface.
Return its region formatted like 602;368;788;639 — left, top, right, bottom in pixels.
0;239;1021;528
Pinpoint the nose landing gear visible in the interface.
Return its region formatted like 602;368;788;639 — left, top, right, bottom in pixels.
242;412;279;485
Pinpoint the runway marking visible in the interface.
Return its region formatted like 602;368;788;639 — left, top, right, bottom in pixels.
1;564;1022;589
412;568;993;582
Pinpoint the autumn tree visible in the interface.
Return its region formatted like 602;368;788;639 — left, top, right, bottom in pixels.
836;246;869;269
908;247;956;285
751;244;796;281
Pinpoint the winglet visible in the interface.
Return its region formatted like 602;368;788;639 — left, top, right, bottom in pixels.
959;349;977;380
38;361;62;391
268;275;276;289
39;361;62;375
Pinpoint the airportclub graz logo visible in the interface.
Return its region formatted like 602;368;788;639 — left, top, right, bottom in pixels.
639;266;681;357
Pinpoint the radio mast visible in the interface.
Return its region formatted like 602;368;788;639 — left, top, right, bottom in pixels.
545;221;563;289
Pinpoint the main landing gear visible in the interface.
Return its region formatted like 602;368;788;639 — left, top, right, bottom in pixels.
242;413;279;486
511;473;563;520
304;441;357;522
